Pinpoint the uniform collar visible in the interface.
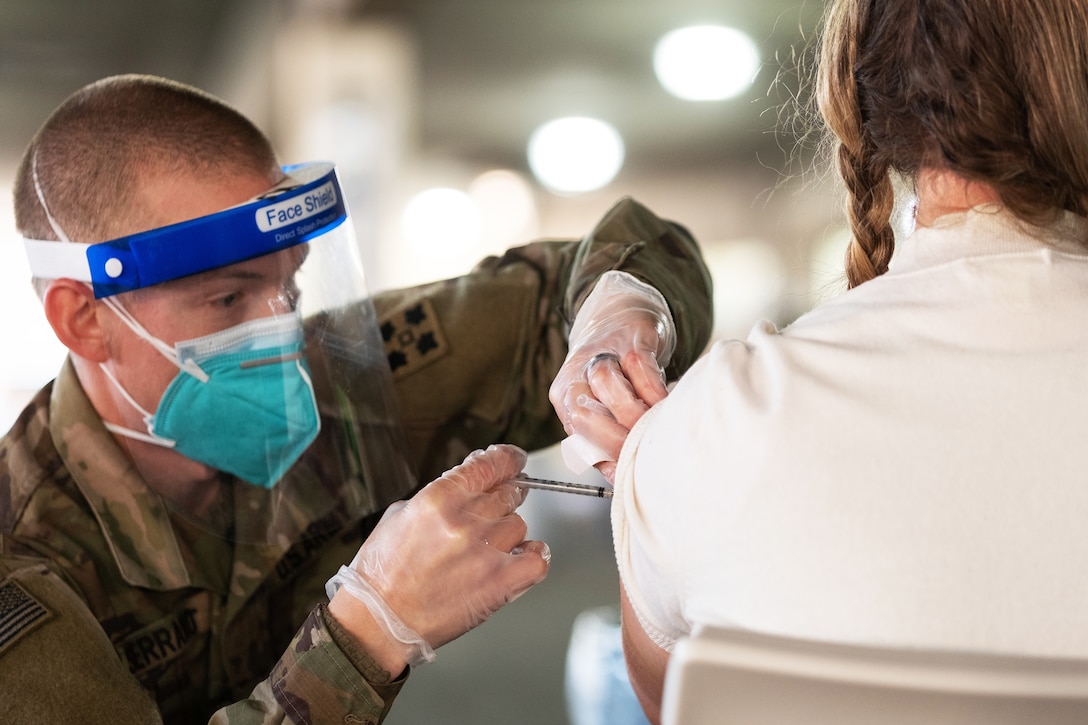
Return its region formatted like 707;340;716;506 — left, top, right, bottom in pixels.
49;358;192;590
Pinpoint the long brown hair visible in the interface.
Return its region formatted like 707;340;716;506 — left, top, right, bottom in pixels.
817;0;1088;287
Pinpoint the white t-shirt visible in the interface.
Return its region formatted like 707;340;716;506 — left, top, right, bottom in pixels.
613;205;1088;657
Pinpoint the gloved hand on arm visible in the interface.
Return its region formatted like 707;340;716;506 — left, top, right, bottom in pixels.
549;270;677;482
326;444;551;674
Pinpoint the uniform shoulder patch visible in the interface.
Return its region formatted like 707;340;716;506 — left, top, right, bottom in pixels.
379;298;450;380
0;578;50;656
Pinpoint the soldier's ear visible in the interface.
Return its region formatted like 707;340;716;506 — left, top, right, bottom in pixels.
42;279;110;362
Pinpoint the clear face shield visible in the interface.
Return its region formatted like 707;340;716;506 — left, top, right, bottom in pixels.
24;162;415;543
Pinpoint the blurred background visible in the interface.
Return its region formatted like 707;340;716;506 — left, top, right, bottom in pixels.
0;1;847;722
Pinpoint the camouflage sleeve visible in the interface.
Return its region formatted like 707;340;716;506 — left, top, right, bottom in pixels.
211;605;406;725
0;557;403;725
374;196;713;481
0;559;163;724
558;196;714;380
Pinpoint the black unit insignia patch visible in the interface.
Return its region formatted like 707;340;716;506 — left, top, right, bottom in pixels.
380;298;449;379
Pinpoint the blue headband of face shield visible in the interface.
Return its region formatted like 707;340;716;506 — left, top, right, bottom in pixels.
22;161;347;298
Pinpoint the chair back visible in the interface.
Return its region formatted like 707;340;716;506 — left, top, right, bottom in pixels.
661;624;1088;724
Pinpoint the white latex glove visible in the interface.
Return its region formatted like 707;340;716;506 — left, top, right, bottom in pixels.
327;444;550;669
549;271;676;481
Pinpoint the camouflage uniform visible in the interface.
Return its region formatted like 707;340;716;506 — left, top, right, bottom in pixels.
0;198;712;724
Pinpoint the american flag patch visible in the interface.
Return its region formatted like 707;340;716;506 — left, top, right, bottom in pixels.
0;579;49;655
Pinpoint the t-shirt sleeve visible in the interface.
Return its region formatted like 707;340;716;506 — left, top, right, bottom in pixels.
611;324;780;652
611;400;690;652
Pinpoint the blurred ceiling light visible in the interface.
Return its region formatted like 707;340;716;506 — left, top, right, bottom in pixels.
401;187;480;260
527;116;625;194
653;25;761;101
468;169;539;248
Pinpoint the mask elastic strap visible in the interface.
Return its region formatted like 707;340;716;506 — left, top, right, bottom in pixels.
97;362;177;449
100;296;210;383
31;149;71;244
103;420;177;448
95;295;202;449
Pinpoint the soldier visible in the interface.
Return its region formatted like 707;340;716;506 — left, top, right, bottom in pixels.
0;74;713;723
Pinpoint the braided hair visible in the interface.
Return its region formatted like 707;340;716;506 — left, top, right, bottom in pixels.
816;0;1088;288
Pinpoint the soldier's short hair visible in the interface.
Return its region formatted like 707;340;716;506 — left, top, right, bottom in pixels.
13;74;281;254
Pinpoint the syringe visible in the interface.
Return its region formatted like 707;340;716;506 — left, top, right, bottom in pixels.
508;474;613;499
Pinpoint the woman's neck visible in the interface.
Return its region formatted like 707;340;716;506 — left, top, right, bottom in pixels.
914;168;1000;226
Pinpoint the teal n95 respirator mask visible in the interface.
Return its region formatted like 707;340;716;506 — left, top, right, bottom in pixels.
22;161;416;542
96;301;320;489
